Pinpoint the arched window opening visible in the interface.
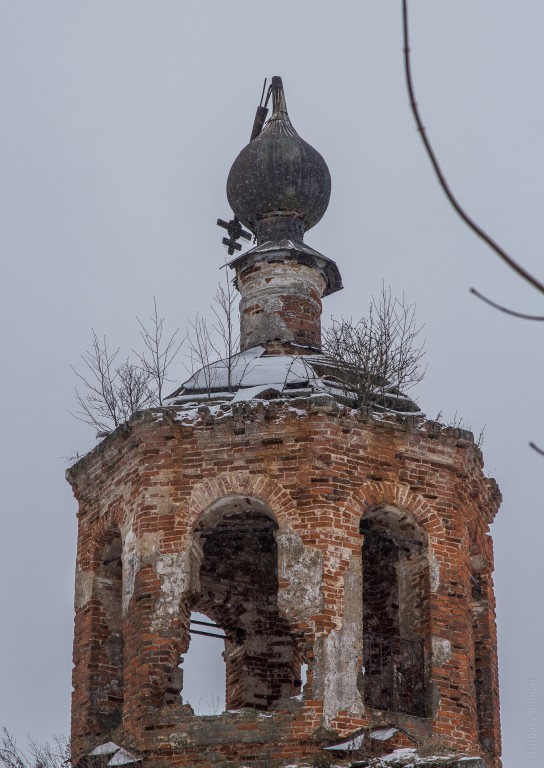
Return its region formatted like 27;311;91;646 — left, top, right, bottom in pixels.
91;527;124;730
190;500;301;711
361;508;428;717
180;611;227;715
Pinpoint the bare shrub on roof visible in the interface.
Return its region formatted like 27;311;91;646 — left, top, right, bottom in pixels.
185;272;241;397
322;284;425;410
0;729;70;768
71;299;182;437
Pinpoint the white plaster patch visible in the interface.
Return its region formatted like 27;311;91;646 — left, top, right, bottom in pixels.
122;529;161;614
429;549;440;592
432;636;453;666
74;568;94;610
321;557;364;725
152;551;191;632
276;528;323;620
471;601;487;618
142;486;174;516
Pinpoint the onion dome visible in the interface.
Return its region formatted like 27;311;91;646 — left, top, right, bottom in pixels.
226;76;331;244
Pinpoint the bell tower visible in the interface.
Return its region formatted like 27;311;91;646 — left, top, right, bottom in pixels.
67;77;502;768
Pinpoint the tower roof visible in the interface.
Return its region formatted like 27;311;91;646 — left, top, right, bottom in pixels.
226;76;331;244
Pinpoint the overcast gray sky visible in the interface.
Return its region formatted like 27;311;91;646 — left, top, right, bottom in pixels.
0;2;542;765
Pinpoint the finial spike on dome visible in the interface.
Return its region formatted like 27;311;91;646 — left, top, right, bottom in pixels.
271;76;287;116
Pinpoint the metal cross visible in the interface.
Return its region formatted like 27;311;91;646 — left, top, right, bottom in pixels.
217;216;251;255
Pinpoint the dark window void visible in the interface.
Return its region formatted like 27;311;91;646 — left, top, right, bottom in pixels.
91;528;124;731
361;508;428;717
190;509;302;711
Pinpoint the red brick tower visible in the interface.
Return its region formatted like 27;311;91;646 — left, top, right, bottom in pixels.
67;77;502;768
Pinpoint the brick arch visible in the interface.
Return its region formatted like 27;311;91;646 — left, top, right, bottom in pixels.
344;481;446;541
182;472;305;711
91;501;125;550
185;470;298;530
350;482;434;719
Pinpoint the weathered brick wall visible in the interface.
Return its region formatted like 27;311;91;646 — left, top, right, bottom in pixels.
67;397;501;767
237;259;326;352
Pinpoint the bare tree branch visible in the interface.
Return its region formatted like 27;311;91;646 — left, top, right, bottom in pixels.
469;288;544;321
135;298;184;406
72;300;186;436
0;730;70;768
402;0;544;296
210;273;240;392
322;285;425;410
186;314;218;397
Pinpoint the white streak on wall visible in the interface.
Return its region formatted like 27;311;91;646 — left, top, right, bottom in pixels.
320;556;364;725
74;568;93;609
276;528;323;620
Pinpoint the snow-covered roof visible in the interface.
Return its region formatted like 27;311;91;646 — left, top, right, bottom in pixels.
87;743;142;765
165;346;422;415
228;239;343;296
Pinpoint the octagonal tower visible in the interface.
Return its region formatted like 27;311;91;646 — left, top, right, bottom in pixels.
67;77;502;768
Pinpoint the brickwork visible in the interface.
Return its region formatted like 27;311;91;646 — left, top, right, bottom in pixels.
236;259;326;352
67;398;502;767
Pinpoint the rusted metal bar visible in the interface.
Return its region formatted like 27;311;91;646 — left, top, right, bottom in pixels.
190;628;226;640
249;105;268;141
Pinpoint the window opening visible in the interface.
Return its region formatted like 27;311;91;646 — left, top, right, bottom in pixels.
181;611;226;715
190;506;301;711
361;510;428;717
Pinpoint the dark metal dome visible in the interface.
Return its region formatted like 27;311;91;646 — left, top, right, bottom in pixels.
226;77;331;244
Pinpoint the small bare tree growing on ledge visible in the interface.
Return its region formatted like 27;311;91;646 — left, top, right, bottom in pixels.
71;330;153;436
71;300;182;437
322;285;425;409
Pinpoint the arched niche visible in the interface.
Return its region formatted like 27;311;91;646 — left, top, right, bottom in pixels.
360;505;429;717
184;495;303;711
90;526;124;731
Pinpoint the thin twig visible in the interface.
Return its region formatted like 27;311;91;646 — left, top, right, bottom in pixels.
402;0;544;295
470;288;544;321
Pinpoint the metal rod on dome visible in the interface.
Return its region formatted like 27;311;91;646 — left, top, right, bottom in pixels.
250;78;269;141
259;78;268;107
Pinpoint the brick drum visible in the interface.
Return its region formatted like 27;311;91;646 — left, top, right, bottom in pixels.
66;400;501;767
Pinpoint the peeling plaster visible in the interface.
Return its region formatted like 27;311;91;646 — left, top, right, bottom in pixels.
319;556;364;725
152;551;191;632
74;568;94;610
122;529;162;614
141;486;175;516
276;528;323;621
471;601;488;618
432;637;453;667
429;549;440;593
122;526;192;629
